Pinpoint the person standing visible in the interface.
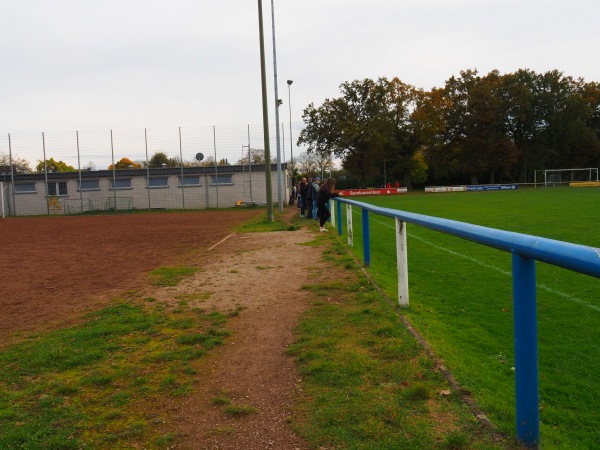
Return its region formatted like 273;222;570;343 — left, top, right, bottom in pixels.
306;177;313;219
311;177;321;220
299;178;308;217
296;180;303;210
316;178;340;232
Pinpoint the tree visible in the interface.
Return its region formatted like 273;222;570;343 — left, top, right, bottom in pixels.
0;152;32;173
299;77;411;187
294;151;318;175
235;148;270;165
108;157;142;170
148;151;179;168
530;70;600;170
83;161;97;171
189;155;234;167
315;153;335;179
437;69;520;184
35;158;76;173
301;69;600;187
412;88;451;182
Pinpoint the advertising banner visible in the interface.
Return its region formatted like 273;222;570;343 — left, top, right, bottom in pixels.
336;188;407;197
466;184;519;191
425;186;466;193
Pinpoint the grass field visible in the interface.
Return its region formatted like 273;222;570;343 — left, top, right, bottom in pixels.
333;187;600;449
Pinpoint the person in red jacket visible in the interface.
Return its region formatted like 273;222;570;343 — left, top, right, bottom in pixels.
316;178;340;232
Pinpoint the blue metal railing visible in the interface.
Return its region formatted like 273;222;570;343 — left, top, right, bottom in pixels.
333;197;600;449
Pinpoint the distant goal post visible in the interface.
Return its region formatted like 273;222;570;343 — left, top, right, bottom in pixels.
534;168;599;188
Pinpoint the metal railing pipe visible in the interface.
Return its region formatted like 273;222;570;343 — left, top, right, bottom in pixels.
333;196;600;449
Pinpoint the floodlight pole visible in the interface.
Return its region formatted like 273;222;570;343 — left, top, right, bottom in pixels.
287;80;294;187
271;0;283;213
257;0;273;221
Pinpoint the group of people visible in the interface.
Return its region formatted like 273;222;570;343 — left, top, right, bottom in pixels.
293;177;339;232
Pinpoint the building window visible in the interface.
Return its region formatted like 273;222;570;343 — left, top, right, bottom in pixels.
15;182;36;193
148;176;169;188
109;178;132;190
79;179;100;191
210;174;232;185
180;175;201;187
47;181;68;196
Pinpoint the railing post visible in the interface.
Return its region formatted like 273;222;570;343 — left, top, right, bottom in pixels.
395;218;409;307
336;200;342;235
346;204;353;247
512;251;540;448
362;209;370;267
330;198;335;225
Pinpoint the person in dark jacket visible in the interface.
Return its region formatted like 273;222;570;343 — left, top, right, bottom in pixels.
299;178;308;217
316;177;340;232
306;177;313;219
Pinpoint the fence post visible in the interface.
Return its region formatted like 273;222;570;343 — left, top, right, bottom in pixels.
362;209;370;267
330;197;335;226
336;200;342;235
512;251;540;448
346;203;353;247
395;218;409;307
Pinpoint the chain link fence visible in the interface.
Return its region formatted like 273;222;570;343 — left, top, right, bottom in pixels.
0;125;292;216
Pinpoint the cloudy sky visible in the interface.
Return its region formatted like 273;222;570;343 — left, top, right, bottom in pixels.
1;0;599;166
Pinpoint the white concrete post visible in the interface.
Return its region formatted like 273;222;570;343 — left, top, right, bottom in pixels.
330;199;335;226
346;203;353;247
396;218;409;307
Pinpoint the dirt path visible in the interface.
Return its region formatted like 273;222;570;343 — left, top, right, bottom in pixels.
152;227;323;449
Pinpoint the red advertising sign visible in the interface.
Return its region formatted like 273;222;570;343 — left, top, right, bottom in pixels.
336;188;407;197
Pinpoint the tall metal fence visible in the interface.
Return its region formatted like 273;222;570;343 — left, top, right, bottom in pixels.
0;124;292;216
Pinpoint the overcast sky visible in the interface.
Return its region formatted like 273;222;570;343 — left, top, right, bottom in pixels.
1;0;599;166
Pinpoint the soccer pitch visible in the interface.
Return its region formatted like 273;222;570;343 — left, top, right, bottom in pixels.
335;187;600;448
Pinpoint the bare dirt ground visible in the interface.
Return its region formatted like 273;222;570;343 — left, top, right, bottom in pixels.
0;210;259;343
0;208;327;449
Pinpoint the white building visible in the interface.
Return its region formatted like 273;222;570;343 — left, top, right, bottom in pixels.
0;164;288;216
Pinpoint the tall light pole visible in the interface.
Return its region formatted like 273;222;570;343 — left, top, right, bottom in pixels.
257;0;273;221
271;0;283;213
287;80;294;188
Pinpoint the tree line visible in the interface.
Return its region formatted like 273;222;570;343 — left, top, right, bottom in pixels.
298;69;600;187
0;151;244;174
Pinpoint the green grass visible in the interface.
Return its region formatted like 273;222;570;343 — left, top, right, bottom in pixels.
331;187;600;449
233;209;300;232
0;299;236;448
290;239;515;449
150;265;198;286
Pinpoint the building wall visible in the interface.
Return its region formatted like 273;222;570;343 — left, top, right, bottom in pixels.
0;165;286;216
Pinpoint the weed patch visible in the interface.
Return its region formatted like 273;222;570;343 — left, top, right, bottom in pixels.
0;300;235;448
150;265;198;286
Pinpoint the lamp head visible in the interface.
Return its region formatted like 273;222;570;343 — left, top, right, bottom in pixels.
287;80;293;85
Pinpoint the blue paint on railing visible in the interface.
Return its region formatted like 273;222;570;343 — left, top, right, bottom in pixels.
333;196;600;449
362;209;371;267
336;199;343;236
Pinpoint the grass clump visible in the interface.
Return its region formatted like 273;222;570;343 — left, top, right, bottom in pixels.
0;300;235;448
149;265;198;286
234;211;290;232
224;404;257;416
